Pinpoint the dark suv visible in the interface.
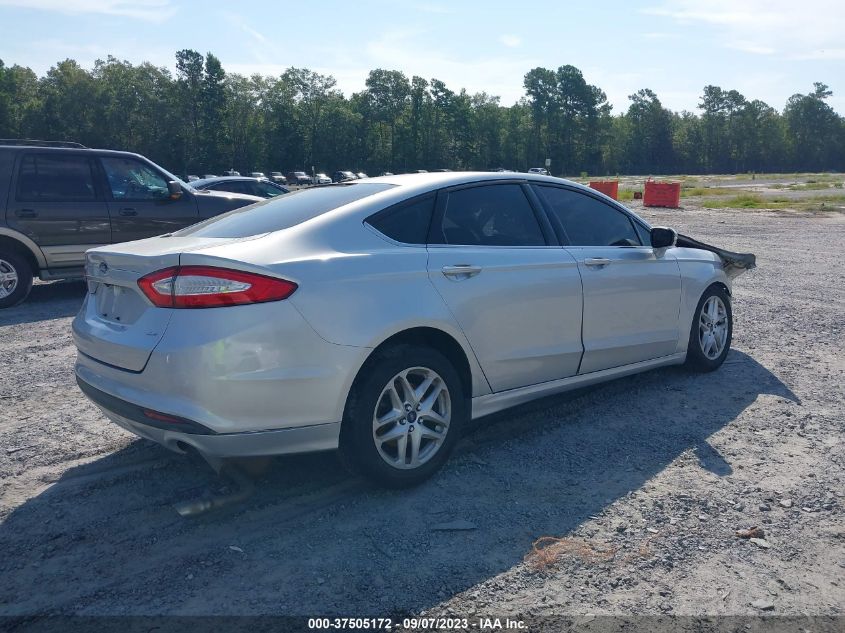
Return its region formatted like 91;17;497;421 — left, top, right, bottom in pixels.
0;140;261;308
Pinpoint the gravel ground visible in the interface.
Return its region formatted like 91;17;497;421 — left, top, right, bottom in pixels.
0;200;843;624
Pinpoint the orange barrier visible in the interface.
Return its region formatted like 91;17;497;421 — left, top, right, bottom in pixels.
589;180;619;200
643;179;681;207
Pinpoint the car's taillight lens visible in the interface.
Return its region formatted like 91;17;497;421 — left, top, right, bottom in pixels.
137;266;297;308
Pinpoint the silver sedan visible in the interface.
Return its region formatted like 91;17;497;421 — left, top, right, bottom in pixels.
72;173;755;487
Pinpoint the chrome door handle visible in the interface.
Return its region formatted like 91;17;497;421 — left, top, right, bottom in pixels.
442;264;482;279
584;258;612;267
119;208;137;216
15;209;37;218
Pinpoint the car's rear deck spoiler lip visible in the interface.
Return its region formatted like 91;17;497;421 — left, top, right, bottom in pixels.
676;233;756;278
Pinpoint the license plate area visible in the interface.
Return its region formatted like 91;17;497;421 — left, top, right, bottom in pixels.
94;283;146;324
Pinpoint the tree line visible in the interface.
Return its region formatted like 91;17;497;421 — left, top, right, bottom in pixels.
1;51;843;177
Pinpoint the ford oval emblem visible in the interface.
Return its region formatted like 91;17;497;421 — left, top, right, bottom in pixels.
98;262;109;275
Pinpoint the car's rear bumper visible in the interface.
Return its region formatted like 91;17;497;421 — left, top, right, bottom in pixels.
77;374;341;457
74;299;368;435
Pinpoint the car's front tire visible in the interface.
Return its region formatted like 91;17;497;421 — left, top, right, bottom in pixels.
685;285;732;372
0;251;34;309
340;345;467;488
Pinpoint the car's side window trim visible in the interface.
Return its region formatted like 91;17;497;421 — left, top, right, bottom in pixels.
521;182;561;246
531;183;644;247
364;192;436;246
427;180;556;247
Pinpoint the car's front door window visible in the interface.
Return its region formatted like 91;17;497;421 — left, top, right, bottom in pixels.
100;157;169;201
209;181;250;195
255;182;284;197
534;185;641;246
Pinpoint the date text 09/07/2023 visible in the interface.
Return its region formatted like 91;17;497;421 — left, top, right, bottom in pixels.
307;617;527;630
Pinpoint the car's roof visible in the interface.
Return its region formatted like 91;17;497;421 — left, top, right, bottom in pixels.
192;176;272;186
0;145;147;159
361;170;577;189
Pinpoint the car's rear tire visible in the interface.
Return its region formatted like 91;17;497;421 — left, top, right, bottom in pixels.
0;250;34;309
685;285;732;372
340;344;467;488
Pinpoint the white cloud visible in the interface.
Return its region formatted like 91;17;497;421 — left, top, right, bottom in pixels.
0;0;176;22
240;24;266;44
642;0;845;60
499;34;522;48
728;43;775;55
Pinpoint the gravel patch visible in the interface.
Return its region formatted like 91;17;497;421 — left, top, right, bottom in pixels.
0;201;843;618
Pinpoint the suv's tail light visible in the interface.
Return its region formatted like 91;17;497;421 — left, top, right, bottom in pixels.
138;266;297;308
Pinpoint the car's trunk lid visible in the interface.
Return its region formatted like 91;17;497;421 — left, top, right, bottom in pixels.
72;235;257;372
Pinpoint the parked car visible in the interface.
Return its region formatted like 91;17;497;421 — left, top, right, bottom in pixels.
72;171;754;487
332;170;356;183
312;173;332;185
0;140;261;308
186;174;200;182
356;172;369;179
270;171;287;185
529;167;550;176
223;169;241;176
249;172;266;179
202;174;217;179
432;168;452;172
286;171;312;186
191;176;289;199
380;171;394;176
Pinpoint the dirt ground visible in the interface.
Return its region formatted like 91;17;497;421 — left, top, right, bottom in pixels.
0;198;843;625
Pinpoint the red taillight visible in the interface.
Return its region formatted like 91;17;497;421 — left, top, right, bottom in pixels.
137;267;179;307
137;266;297;309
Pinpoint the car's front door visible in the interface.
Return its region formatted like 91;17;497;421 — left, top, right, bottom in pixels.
99;155;198;243
533;184;682;374
8;151;111;269
426;182;583;392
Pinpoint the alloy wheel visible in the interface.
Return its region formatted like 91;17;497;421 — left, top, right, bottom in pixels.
699;295;728;360
372;366;451;470
0;259;19;300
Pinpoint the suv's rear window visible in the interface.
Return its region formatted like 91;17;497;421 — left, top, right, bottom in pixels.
175;183;395;238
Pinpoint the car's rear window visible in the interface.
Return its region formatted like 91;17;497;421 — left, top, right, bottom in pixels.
175;183;395;238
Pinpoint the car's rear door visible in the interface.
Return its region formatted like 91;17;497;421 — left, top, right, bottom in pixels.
99;155;198;243
532;184;681;374
426;181;583;392
8;151;110;269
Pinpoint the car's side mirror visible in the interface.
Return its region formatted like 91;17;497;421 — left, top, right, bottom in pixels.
650;226;677;249
167;181;183;200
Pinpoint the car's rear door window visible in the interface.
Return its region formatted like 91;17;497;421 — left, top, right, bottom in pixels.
534;185;641;246
16;153;98;201
437;184;546;246
176;183;395;237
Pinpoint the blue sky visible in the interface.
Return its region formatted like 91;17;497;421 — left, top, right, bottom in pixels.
1;0;843;114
